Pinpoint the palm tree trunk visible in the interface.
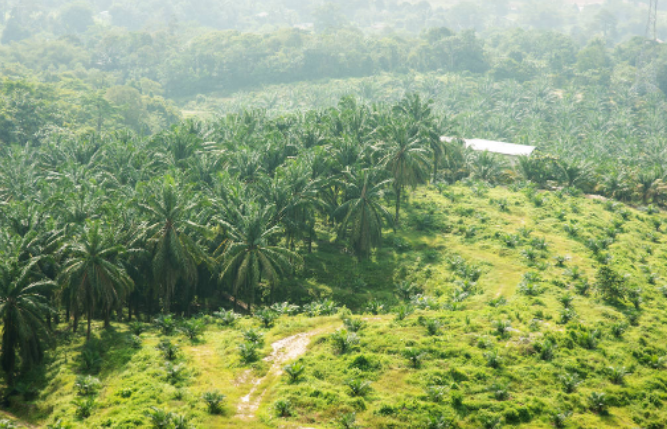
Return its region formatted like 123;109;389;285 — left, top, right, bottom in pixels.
433;154;439;183
87;308;92;341
104;309;111;330
395;185;402;223
73;310;79;333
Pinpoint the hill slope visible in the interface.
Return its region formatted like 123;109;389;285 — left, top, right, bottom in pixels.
7;183;667;429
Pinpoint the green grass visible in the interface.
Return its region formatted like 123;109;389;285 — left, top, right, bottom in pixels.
7;183;667;428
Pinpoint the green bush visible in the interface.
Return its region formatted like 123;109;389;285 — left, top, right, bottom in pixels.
74;375;101;396
274;399;293;417
202;390;225;414
284;362;306;383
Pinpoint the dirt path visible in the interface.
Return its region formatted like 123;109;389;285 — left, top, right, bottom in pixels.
235;329;324;420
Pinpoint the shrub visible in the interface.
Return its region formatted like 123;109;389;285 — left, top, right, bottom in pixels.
274;399;293;417
558;294;574;308
575;328;601;350
153;314;176;335
564;223;579;237
628;288;643;309
345;379;371;397
241;328;264;345
255;308;278;328
365;300;385;315
157;339;179;361
610;322;628;338
0;420;17;429
270;302;300;315
395;281;420;300
607;366;629;385
128;335;142;349
343;318;366;332
559;307;577;324
213;308;240;326
565;266;583;280
80;347;102;374
283;362;306;383
478;412;502;429
451;391;464;408
144;407;174;429
552;411;572;429
491;383;509;401
428;415;456;429
172;415;193;429
128;321;145;336
554;255;570;267
164;363;186;384
238;342;260;364
393;304;414;321
484;350;503;368
518;280;542;296
411;294;439;310
73;397;95;419
559;373;582;393
426;386;447;403
202;390;225;414
492;320;512;338
488;297;507;307
596;266;629;302
338;413;360;429
178;318;206;340
535;339;556;361
574;279;591;296
423;318;443;336
330;330;359;354
403;348;426;369
74;375;101;396
588;392;608;414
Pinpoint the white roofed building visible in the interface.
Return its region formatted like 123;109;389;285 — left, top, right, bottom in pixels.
441;137;536;162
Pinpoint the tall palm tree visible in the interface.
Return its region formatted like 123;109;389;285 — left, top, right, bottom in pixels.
141;180;205;313
375;122;430;223
59;223;134;341
217;205;302;311
0;247;54;386
336;169;394;259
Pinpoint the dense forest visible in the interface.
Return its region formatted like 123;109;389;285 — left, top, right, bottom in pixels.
2;1;667;428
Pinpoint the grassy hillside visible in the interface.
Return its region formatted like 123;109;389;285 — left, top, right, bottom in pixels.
6;183;667;429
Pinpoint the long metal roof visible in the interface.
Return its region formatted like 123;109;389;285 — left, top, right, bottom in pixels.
441;137;536;157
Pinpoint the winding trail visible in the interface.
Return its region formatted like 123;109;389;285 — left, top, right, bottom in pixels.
235;329;324;420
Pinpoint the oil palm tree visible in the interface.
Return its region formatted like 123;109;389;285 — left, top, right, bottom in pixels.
0;244;54;386
336;168;393;259
141;179;205;313
375;122;430;223
217;205;302;311
59;223;134;341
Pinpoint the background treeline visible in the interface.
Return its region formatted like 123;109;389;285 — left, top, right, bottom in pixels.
1;0;664;39
1;1;667;103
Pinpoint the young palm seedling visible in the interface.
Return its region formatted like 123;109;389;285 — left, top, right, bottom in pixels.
403;347;426;369
283;362;306;383
202;390;225;414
